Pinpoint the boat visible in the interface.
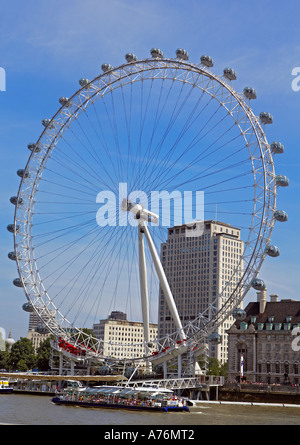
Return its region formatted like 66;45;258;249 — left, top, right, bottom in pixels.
51;385;189;412
0;380;14;394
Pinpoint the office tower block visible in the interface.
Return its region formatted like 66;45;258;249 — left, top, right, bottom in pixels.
158;220;244;363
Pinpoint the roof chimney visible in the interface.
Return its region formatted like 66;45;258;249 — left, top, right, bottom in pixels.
270;294;278;303
257;289;267;313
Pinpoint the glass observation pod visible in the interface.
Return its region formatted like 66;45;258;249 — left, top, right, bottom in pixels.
101;63;113;73
223;67;237;80
270;142;284;154
275;175;289;187
7;224;19;233
251;278;266;291
232;308;247;320
9;251;21;261
59;97;71;107
13;278;23;288
176;48;189;60
243;86;257;100
36;325;49;334
79;78;90;88
274;210;288;222
125;53;138;62
150;48;164;58
8;252;17;261
208;332;222;344
259;112;273;125
200;55;214;67
42;119;55;129
17;169;30;179
22;302;34;313
10;196;23;206
266;245;280;257
28;142;41;153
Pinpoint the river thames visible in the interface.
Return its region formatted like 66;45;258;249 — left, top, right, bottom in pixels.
0;394;300;426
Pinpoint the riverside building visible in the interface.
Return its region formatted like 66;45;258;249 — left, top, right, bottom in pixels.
158;220;244;363
93;311;158;364
227;293;300;384
26;309;52;352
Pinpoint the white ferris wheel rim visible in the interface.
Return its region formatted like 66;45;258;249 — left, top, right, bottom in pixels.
12;54;277;360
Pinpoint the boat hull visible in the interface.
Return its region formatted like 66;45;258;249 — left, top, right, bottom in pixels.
0;388;13;394
51;397;189;412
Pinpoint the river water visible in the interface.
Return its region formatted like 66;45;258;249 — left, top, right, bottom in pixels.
0;394;300;426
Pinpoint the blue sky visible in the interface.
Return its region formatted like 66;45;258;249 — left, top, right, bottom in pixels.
1;0;300;340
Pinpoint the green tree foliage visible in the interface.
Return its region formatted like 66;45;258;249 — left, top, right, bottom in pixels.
36;338;51;371
0;349;10;370
8;337;36;371
208;358;228;378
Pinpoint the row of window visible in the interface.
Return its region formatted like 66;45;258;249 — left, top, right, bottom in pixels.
239;321;299;331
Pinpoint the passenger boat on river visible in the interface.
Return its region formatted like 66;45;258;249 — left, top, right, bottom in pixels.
0;380;13;394
51;385;189;412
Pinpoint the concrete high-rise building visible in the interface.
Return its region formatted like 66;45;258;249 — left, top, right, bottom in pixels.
158;220;244;363
93;311;158;367
26;311;52;352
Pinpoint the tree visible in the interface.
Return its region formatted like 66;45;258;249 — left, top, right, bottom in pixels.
207;358;228;378
220;361;228;378
8;337;36;371
0;349;10;370
36;338;51;371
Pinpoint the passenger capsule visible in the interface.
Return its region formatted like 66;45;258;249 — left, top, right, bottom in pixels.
270;142;284;154
22;302;34;313
176;48;189;60
266;245;280;257
208;332;222;344
7;224;19;233
79;78;90;87
243;86;257;100
259;112;273;125
150;48;163;58
10;196;23;206
13;278;23;288
275;175;289;187
42;119;54;129
59;97;71;107
8;251;17;261
101;63;113;72
223;67;237;80
232;308;247;320
274;210;288;222
251;278;266;290
35;325;49;334
200;55;214;67
125;53;138;62
28;142;41;153
17;169;30;179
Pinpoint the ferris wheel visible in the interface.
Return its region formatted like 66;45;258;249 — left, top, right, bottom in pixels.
8;48;288;367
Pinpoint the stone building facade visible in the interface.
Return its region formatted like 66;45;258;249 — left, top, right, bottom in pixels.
227;292;300;384
93;311;157;363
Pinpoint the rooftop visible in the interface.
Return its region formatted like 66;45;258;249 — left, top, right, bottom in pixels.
233;299;300;330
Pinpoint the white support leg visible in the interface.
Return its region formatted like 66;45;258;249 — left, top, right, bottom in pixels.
59;351;63;375
142;222;185;340
178;354;182;379
163;361;168;379
138;226;152;373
